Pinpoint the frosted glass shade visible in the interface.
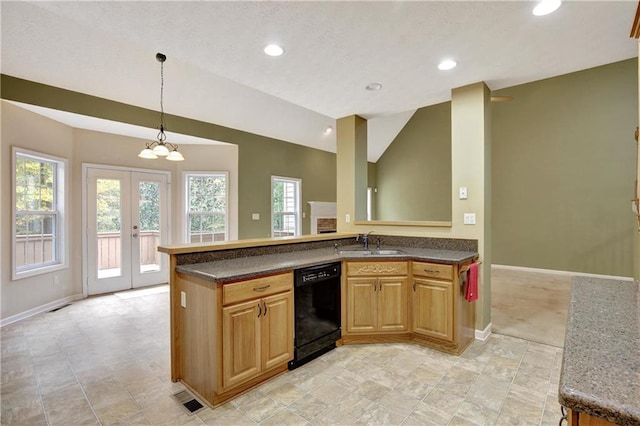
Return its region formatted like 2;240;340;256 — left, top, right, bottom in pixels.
152;144;170;156
138;148;158;159
166;150;185;161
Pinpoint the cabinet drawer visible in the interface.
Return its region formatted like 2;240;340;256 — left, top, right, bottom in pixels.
223;272;293;305
412;262;453;280
346;261;408;277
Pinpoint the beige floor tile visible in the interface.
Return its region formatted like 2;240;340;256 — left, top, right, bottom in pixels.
263;381;306;406
310;405;358;426
93;397;144;425
353;402;406;425
43;397;99;426
377;390;421;417
287;393;329;421
355;379;391;402
421;387;465;418
1;271;569;426
238;394;283;423
0;397;47;426
260;407;309;425
499;395;544;424
454;399;500;425
309;382;353;405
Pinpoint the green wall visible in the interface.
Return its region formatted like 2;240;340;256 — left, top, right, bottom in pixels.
374;102;452;221
0;75;336;239
492;59;638;276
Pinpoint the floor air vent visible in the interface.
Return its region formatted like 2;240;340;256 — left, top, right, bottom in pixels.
173;390;205;415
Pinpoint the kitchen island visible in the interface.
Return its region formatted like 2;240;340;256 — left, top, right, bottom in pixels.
159;233;479;408
559;277;640;425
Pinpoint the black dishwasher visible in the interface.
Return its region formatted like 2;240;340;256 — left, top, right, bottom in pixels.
289;262;342;369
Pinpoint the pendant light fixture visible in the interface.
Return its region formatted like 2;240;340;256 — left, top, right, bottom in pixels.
139;53;184;161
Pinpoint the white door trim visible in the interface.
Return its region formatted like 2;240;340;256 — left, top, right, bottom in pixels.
82;163;172;297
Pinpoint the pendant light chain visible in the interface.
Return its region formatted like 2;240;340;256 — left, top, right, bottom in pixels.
159;58;165;132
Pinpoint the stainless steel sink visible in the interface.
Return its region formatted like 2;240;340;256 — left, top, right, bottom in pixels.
338;249;405;256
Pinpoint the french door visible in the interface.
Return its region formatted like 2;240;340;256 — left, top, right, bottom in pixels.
85;166;170;295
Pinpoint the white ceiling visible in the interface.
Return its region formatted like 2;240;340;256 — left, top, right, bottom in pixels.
1;1;637;161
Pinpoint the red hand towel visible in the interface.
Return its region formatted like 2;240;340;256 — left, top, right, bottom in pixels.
466;263;478;302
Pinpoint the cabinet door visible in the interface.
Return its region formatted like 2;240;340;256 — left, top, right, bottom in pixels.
222;299;261;390
346;277;377;333
412;278;453;341
378;277;409;332
262;291;294;371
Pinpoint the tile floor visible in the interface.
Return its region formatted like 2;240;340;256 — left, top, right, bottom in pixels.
1;285;565;426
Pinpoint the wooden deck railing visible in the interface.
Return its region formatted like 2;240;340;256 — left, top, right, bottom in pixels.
16;232;161;269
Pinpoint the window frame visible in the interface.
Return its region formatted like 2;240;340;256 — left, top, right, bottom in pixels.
271;176;302;237
183;171;229;243
12;147;68;280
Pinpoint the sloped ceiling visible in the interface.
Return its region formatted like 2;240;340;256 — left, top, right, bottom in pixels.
1;1;637;161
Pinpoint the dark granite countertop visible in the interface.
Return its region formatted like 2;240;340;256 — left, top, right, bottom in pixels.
175;245;477;283
558;277;640;425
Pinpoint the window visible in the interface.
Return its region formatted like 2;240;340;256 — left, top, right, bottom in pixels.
13;148;67;278
272;176;301;237
185;173;228;243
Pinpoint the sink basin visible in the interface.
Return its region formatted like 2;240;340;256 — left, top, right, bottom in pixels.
338;249;405;256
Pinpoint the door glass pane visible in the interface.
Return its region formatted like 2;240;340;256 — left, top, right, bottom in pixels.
96;179;122;279
138;180;160;273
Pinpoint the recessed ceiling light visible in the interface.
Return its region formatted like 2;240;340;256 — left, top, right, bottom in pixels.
264;44;284;56
366;82;383;91
533;0;561;16
438;59;457;71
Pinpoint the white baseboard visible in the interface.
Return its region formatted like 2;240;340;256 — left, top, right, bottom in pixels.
491;264;634;282
475;323;492;341
1;293;84;327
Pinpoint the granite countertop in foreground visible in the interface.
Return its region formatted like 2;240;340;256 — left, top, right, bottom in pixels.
559;277;640;425
175;246;477;283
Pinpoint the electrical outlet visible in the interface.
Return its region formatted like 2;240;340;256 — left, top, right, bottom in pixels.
252;213;260;220
345;214;351;223
181;291;186;308
463;213;476;225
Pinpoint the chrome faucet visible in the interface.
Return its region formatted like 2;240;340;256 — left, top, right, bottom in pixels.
357;231;375;249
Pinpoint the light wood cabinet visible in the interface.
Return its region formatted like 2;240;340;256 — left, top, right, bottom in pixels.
410;261;475;354
345;261;409;334
174;271;293;408
222;290;293;390
412;278;453;341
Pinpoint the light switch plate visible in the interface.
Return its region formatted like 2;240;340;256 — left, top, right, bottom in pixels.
180;291;186;308
463;213;476;225
459;187;468;199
